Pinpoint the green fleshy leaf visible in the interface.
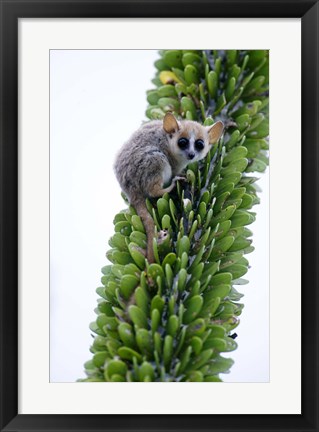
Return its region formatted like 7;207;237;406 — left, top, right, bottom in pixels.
104;360;128;381
183;295;204;324
128;305;148;329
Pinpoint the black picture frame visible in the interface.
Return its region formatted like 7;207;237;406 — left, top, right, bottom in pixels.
0;1;318;431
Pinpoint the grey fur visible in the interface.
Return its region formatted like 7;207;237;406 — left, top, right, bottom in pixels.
114;114;224;262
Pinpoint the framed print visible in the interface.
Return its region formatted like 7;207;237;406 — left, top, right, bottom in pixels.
0;0;318;431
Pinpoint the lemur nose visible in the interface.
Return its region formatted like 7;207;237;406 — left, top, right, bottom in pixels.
188;152;195;160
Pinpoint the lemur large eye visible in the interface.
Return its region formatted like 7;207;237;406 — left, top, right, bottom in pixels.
195;139;204;151
177;137;189;149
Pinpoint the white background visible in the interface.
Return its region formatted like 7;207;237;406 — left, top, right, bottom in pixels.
50;49;269;383
19;18;301;414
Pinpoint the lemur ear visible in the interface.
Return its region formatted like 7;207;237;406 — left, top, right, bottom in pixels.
163;112;180;134
207;121;224;144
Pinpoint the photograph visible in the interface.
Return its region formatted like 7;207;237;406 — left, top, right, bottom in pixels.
50;49;269;383
1;2;317;430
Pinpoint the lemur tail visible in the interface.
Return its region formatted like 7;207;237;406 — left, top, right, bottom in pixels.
133;199;155;263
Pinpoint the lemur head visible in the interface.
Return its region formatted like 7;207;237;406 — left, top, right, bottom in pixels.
163;112;224;166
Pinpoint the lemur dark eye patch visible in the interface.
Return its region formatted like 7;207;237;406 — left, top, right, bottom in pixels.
195;139;204;151
177;137;189;149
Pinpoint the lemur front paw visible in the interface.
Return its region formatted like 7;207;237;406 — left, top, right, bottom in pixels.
173;175;187;183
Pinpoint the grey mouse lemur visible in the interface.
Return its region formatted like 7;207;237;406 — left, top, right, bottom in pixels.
114;112;224;263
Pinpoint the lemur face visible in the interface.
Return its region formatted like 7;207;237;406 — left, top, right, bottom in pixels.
175;126;209;162
163;113;224;167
